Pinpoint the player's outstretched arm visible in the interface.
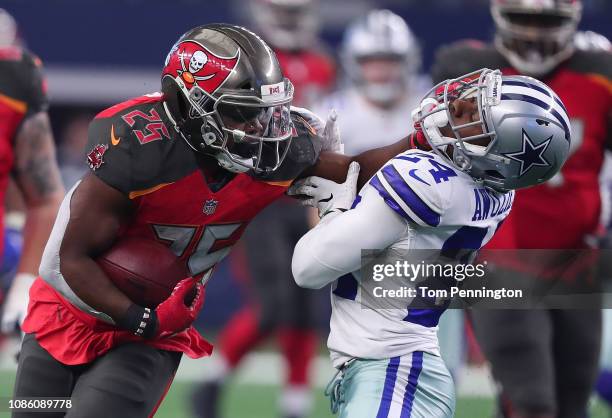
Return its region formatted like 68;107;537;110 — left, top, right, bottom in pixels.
292;186;409;289
1;111;65;333
58;173;136;322
302;135;413;189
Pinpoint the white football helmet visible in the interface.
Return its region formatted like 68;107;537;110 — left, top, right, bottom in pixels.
341;9;421;105
0;9;17;47
491;0;582;76
412;68;571;191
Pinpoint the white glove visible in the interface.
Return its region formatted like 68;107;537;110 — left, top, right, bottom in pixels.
1;273;36;334
290;106;343;153
288;161;360;218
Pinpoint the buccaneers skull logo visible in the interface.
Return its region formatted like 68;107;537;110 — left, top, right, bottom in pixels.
163;40;240;94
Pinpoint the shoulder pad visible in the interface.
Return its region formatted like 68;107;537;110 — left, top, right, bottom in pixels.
87;99;195;196
0;47;48;115
566;49;612;81
369;150;459;227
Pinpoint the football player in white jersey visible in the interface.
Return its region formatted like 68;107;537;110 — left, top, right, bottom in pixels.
313;9;428;156
290;69;571;418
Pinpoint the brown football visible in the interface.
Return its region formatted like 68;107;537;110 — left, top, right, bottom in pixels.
96;237;191;308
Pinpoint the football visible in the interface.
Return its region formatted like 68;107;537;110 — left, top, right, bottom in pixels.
96;237;191;308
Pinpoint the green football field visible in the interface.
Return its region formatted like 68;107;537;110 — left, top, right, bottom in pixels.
0;370;609;418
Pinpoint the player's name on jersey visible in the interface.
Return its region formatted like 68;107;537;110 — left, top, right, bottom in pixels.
472;187;513;221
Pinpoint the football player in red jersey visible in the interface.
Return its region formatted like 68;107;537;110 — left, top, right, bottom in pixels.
192;2;337;418
0;9;64;335
431;1;612;417
251;0;335;105
12;24;411;418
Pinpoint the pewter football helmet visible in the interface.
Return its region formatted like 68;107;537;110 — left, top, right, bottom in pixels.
412;68;571;191
491;0;582;76
162;24;294;174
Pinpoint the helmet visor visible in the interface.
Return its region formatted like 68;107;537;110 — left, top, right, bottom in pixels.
217;100;292;144
209;81;294;173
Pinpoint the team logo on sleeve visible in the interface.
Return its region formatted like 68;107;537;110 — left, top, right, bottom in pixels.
87;144;108;171
162;40;240;94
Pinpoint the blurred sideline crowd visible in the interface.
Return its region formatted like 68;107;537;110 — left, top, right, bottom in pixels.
0;1;611;418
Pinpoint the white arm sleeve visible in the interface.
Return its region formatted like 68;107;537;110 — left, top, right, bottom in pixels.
291;186;410;289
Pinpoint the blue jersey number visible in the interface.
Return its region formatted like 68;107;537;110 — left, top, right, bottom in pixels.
428;160;457;184
397;154;457;185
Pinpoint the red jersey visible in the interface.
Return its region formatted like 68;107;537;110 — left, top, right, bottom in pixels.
0;47;48;256
275;48;335;106
24;93;321;364
432;43;612;249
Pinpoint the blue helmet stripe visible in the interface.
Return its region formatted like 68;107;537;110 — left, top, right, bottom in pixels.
503;79;568;114
504;79;551;98
501;93;571;142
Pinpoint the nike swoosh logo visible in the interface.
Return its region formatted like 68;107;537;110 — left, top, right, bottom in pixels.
319;194;333;203
110;125;121;146
409;169;430;186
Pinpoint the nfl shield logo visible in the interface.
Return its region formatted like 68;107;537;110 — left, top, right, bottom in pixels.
203;199;218;215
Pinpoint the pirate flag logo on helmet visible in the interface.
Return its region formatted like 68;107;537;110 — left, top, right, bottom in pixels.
163;40;240;94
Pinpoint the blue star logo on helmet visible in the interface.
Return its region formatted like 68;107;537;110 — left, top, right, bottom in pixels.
504;130;552;177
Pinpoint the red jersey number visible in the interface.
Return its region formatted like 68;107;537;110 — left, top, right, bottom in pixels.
121;109;171;145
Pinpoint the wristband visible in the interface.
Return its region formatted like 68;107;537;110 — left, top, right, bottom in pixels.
117;304;158;339
409;129;430;151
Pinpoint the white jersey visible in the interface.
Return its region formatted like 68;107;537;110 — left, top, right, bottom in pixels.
313;81;428;156
292;150;514;367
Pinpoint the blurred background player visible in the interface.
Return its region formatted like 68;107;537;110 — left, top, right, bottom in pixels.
250;0;335;106
314;9;426;155
191;2;336;418
431;1;612;417
588;30;612;415
0;8;64;338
